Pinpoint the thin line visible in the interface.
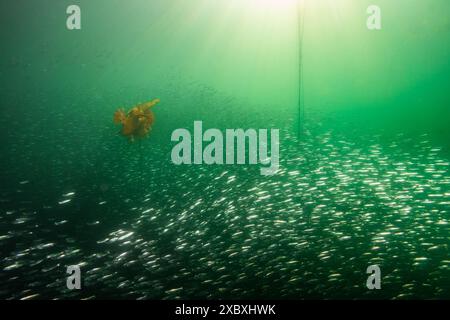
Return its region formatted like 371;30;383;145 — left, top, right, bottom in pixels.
298;1;306;137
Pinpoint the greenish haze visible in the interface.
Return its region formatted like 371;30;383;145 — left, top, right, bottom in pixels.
0;0;449;299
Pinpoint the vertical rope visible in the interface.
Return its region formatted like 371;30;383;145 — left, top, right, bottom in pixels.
298;0;306;137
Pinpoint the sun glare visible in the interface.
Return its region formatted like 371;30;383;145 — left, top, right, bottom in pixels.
260;0;299;8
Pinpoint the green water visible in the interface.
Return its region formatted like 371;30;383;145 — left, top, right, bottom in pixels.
0;0;449;299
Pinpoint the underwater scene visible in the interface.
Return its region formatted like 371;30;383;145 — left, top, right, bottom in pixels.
0;0;449;300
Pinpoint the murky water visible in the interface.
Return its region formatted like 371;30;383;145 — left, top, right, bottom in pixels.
0;0;449;299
